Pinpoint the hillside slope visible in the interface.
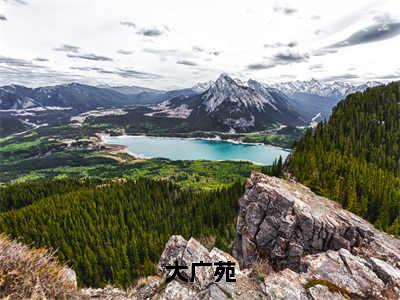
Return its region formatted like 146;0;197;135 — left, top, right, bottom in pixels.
0;173;399;298
288;81;400;235
0;178;243;287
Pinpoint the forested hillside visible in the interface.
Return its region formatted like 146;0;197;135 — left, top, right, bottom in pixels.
288;82;400;236
0;178;101;212
0;178;243;287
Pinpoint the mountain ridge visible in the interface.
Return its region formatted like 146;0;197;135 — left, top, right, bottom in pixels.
1;76;381;111
0;83;132;111
146;74;306;132
269;78;382;100
0;75;386;136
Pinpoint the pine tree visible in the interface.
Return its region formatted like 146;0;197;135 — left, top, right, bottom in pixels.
288;82;400;235
0;178;244;287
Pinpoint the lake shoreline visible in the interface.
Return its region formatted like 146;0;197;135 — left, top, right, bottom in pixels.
99;133;290;165
97;127;297;150
99;132;292;150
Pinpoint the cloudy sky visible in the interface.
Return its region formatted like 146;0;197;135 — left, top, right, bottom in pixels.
1;0;400;89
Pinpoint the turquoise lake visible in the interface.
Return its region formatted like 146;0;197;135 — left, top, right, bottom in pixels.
103;135;290;165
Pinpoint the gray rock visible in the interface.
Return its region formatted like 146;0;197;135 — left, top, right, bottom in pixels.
161;280;196;299
302;249;385;298
158;235;188;274
130;276;164;299
196;284;232;300
233;173;400;272
262;269;308;300
369;257;400;285
255;216;278;247
245;202;265;239
231;173;400;299
181;238;214;290
134;236;263;300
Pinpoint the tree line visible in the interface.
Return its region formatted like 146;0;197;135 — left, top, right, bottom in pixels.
288;82;400;236
0;178;243;287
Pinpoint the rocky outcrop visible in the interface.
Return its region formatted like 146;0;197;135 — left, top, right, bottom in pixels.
230;172;400;299
130;173;400;299
133;234;400;299
233;172;400;271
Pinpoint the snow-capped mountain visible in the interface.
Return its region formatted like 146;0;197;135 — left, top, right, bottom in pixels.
191;81;214;93
146;74;305;132
2;76;386;132
0;85;41;110
267;79;383;122
202;74;270;113
0;82;209;112
269;79;381;100
31;83;136;112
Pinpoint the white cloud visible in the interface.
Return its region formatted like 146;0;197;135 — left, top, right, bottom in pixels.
0;0;399;88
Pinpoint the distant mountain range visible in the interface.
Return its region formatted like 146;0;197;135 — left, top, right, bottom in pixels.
0;75;383;134
143;75;383;131
268;79;382;121
0;83;132;111
0;82;209;111
268;79;381;100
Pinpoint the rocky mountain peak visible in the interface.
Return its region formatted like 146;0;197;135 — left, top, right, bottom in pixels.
207;74;243;96
215;73;237;86
202;74;269;113
145;73;305;131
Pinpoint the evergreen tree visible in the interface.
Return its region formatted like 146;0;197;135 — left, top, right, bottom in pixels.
288;82;400;237
0;178;244;287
